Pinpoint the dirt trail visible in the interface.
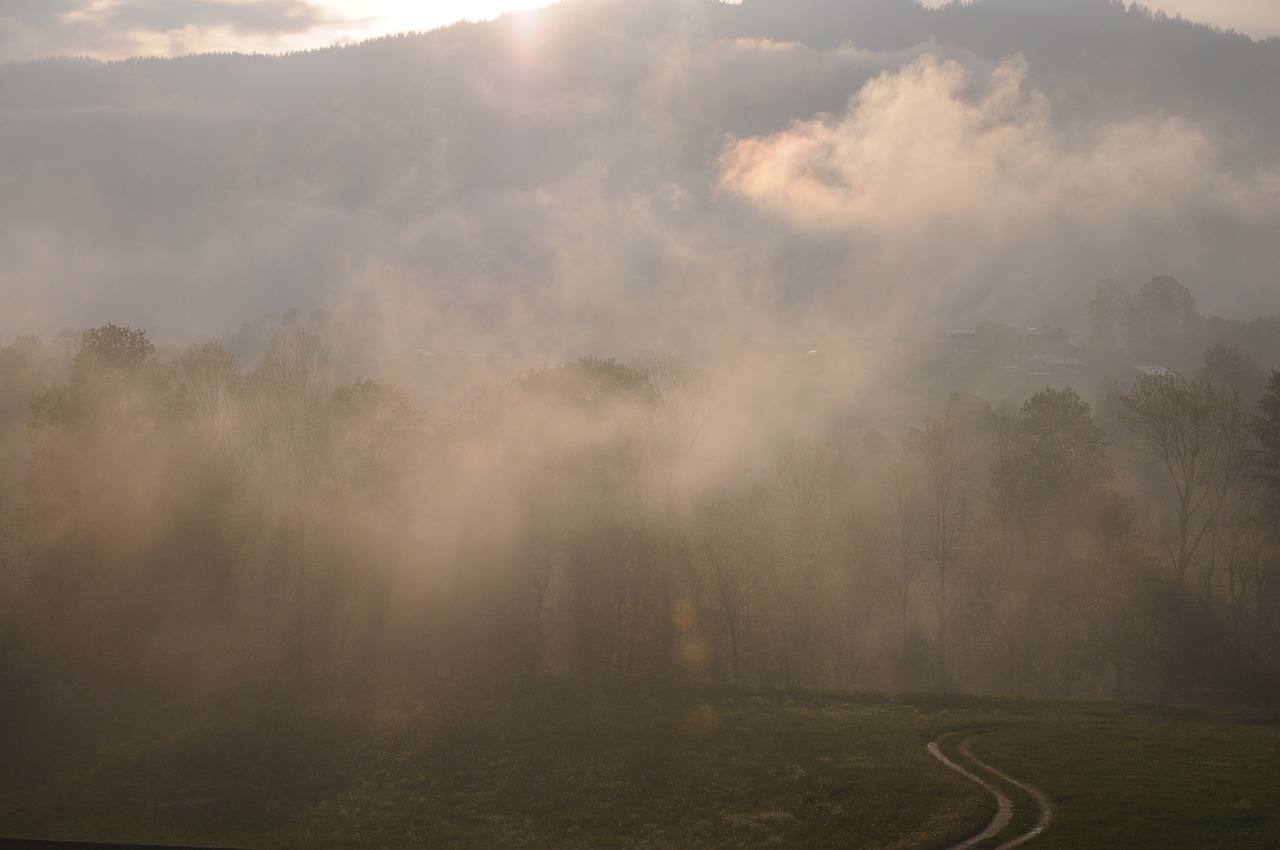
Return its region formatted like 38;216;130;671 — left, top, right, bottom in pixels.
928;730;1053;849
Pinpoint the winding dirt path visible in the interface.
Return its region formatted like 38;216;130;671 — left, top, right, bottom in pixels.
928;730;1053;849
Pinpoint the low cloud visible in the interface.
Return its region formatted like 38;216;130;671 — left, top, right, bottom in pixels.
718;54;1280;323
0;0;328;63
3;3;1279;376
103;1;324;36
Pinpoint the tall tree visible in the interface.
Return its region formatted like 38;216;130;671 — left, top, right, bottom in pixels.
1253;371;1280;697
690;489;753;682
882;455;923;635
1126;275;1200;368
1198;343;1266;410
1086;279;1129;353
22;324;178;689
445;357;653;676
1119;371;1251;591
26;323;170;535
757;436;847;684
174;340;241;458
1257;371;1280;531
247;328;334;670
999;387;1131;697
907;393;988;691
635;351;714;679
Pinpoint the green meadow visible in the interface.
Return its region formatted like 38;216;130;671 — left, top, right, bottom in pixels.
1;677;1276;849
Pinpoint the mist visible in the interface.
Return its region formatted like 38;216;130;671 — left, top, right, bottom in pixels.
2;0;1280;722
3;0;1279;355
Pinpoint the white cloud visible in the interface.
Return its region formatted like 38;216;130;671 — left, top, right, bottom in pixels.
0;0;561;63
718;54;1280;322
1;0;335;63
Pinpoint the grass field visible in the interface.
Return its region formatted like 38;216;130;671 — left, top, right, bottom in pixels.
0;675;1276;849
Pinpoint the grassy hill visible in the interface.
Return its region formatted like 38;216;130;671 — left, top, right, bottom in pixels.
0;675;1276;849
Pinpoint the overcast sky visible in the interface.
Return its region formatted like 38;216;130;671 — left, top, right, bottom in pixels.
3;0;1279;361
1;0;1278;64
918;1;1280;39
0;0;553;63
1115;0;1280;38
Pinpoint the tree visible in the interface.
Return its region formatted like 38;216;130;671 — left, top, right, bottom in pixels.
167;341;245;579
1257;371;1280;531
880;455;922;637
445;357;653;676
907;393;988;691
1253;371;1280;698
326;378;423;499
0;336;59;497
690;489;753;681
1086;279;1129;353
996;387;1131;697
247;328;334;670
636;351;713;471
174;340;241;457
1198;343;1266;410
1126;276;1200;368
867;450;926;686
986;399;1021;564
309;378;425;670
1119;371;1251;592
635;351;714;679
757;436;847;684
0;334;63;714
26;323;170;526
21;324;180;691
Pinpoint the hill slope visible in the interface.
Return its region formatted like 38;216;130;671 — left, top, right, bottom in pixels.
2;0;1278;356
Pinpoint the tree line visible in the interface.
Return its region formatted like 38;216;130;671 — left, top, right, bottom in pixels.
1;317;1279;716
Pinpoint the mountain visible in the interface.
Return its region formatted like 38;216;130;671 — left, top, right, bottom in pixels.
2;0;1277;365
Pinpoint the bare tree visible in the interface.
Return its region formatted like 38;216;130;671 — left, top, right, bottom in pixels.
692;490;751;681
759;436;847;683
873;455;922;646
907;395;987;691
635;351;714;677
175;340;242;460
1119;372;1251;593
249;328;334;669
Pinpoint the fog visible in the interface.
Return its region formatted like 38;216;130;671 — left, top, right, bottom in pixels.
1;0;1279;713
4;1;1280;353
721;52;1280;322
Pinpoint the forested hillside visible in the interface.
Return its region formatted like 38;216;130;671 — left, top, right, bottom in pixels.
2;0;1280;719
2;277;1278;718
3;0;1279;360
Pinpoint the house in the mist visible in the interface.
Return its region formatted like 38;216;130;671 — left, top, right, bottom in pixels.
1015;327;1083;376
933;322;1083;378
1017;326;1073;355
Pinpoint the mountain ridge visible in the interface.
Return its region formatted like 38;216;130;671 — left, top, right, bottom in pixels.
1;0;1277;356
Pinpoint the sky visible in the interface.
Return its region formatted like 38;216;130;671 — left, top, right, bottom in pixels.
1121;0;1280;38
1;0;1278;64
0;0;555;63
917;0;1280;39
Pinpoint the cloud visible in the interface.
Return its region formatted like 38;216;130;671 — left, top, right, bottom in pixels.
718;53;1280;322
103;1;324;36
3;2;1279;376
0;0;328;63
2;0;84;27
